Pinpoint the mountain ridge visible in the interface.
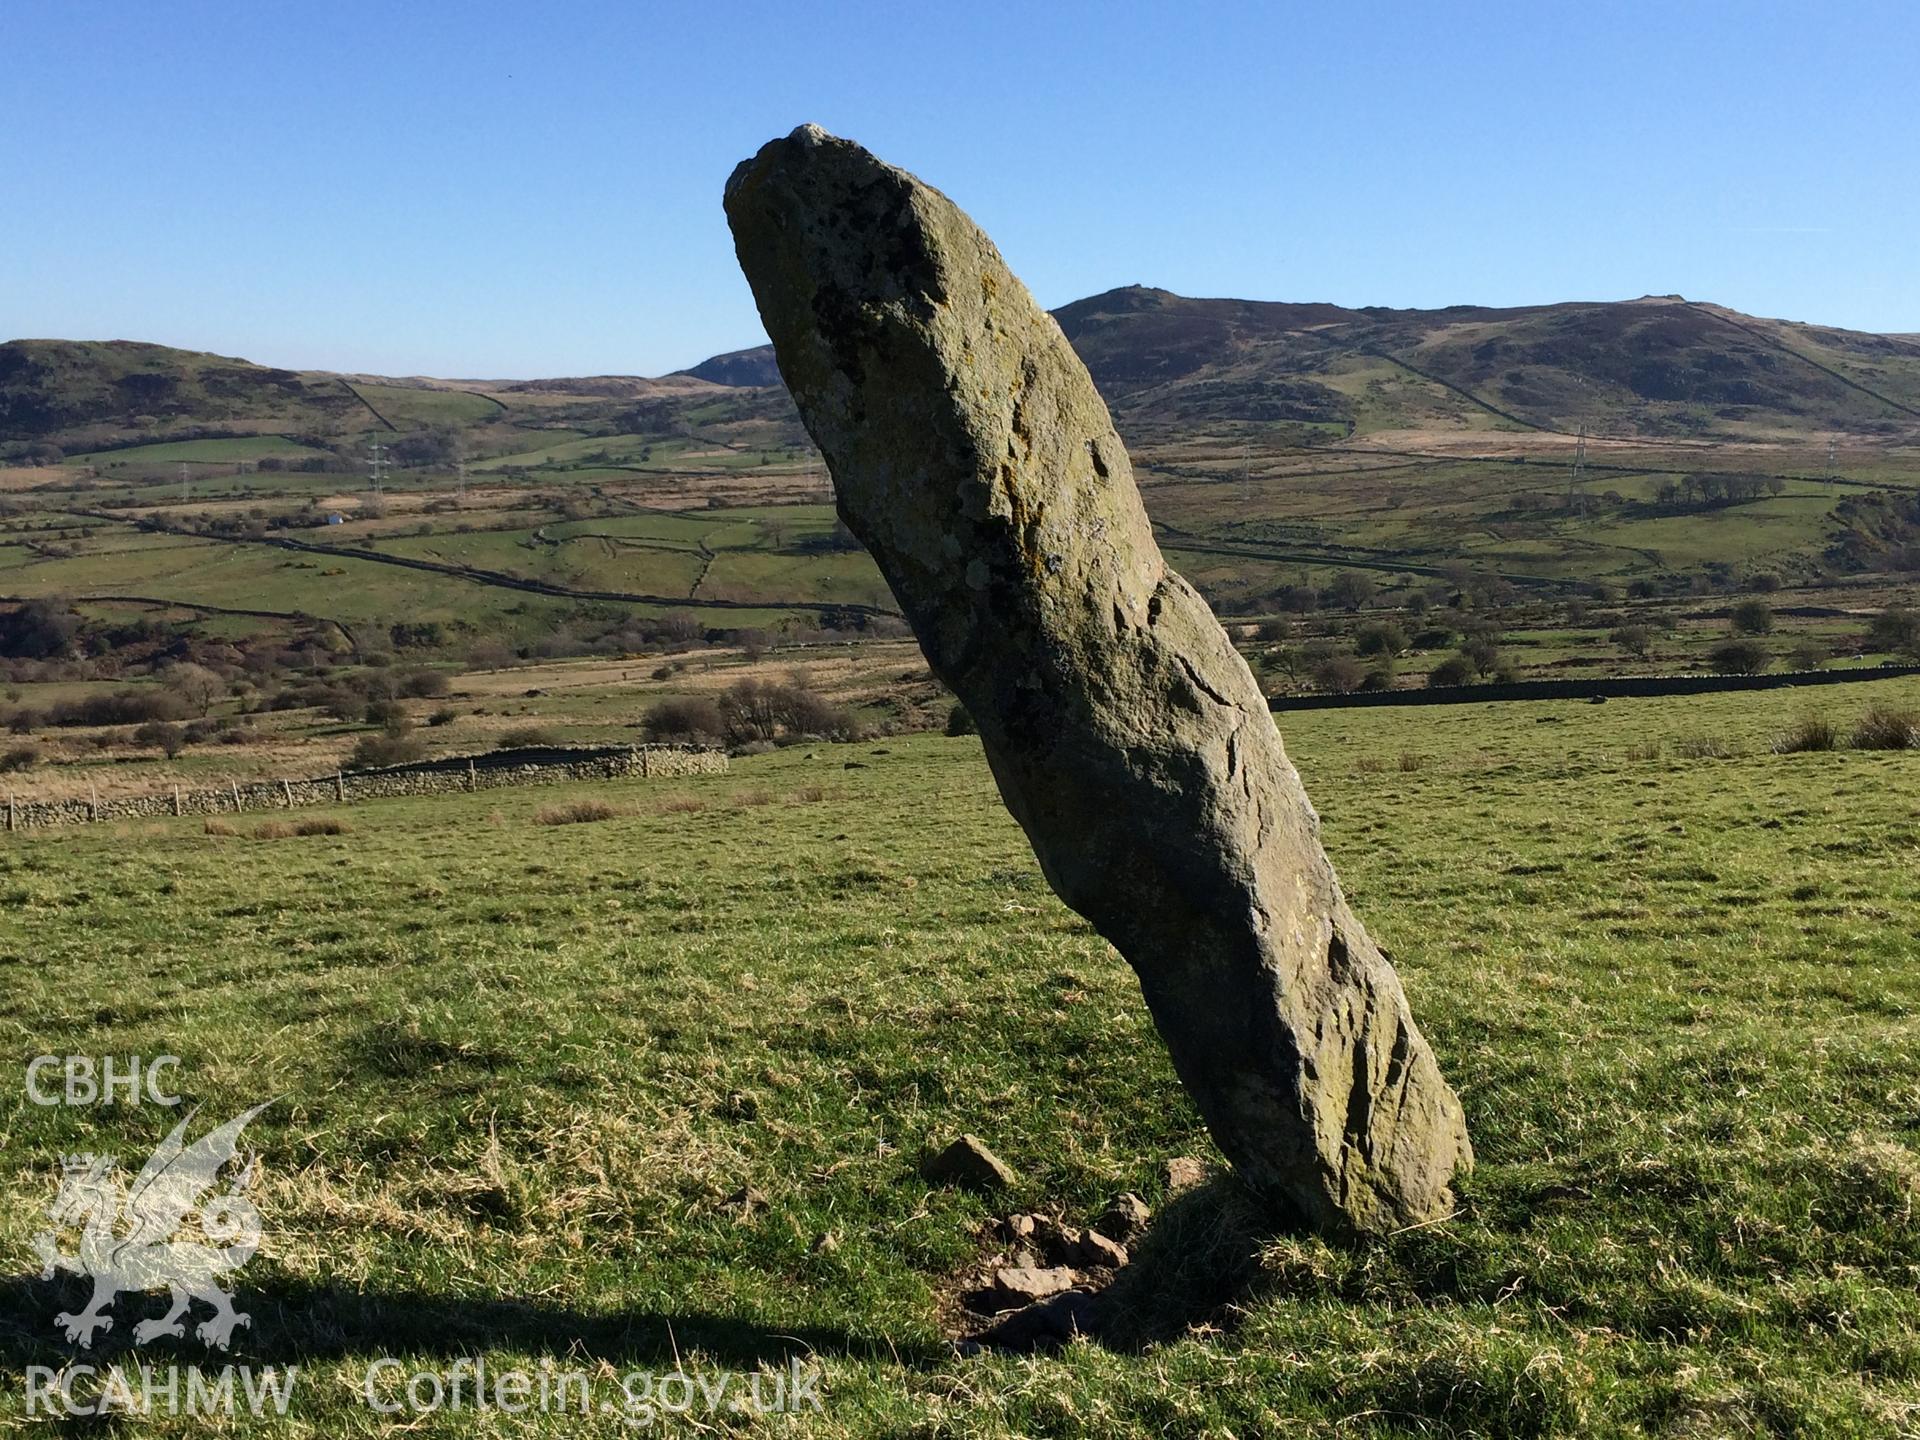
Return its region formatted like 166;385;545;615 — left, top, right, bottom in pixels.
8;288;1920;454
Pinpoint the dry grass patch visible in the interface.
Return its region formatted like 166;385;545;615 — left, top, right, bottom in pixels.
1852;704;1919;751
205;816;352;839
657;794;706;815
1774;715;1840;753
532;798;625;826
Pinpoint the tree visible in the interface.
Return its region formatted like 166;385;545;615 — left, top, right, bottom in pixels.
1610;624;1654;659
1353;622;1407;658
1322;571;1376;613
0;598;81;660
1311;654;1367;693
1709;639;1772;676
133;720;187;757
1788;639;1829;671
164;662;224;717
1462;636;1503;679
1867;607;1920;657
1730;599;1774;636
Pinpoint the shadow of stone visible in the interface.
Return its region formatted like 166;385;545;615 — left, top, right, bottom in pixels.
0;1271;944;1372
1080;1176;1292;1353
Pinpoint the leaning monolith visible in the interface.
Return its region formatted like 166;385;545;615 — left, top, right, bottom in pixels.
725;125;1471;1234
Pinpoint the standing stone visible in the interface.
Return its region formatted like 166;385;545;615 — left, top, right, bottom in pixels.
725;126;1471;1235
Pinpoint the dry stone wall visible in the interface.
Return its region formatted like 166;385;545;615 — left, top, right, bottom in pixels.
3;744;727;832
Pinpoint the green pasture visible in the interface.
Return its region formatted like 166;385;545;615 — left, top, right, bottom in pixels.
2;681;1917;1433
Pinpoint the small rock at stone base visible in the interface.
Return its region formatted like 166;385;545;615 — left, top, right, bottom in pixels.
991;1264;1077;1308
1095;1192;1151;1243
1072;1230;1130;1269
923;1135;1018;1191
1164;1156;1206;1193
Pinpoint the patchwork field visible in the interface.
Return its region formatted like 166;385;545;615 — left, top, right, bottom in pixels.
3;680;1917;1434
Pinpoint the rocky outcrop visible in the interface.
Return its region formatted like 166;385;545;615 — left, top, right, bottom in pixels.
726;126;1471;1234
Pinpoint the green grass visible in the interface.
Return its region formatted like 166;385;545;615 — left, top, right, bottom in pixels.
344;384;504;429
1;680;1917;1433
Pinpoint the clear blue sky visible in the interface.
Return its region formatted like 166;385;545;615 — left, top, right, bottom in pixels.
6;0;1915;377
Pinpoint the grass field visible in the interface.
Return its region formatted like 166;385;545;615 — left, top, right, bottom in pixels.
2;679;1917;1434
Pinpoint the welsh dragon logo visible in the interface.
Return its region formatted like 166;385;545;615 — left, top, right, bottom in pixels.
33;1102;272;1350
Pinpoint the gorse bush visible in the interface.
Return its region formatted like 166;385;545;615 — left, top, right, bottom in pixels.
495;725;563;749
1709;639;1772;676
641;695;724;745
43;689;190;728
346;731;427;769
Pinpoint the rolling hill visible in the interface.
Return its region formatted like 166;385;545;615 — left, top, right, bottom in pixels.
10;291;1920;461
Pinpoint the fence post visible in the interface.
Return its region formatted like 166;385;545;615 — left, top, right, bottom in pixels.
230;779;241;813
335;770;346;802
172;785;181;817
6;792;13;832
283;779;294;809
89;780;99;822
467;756;477;792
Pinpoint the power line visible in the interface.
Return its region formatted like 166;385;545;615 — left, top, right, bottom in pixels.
367;442;389;497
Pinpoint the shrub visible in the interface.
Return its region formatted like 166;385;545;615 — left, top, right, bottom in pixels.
496;725;563;750
1409;626;1454;650
1427;655;1475;688
716;679;857;744
203;817;240;837
1708;640;1772;676
1358;665;1396;692
944;703;976;737
1866;607;1920;656
132;720;188;757
0;744;38;773
364;696;407;728
397;668;451;698
1852;705;1919;751
47;689;189;728
1353;622;1407;658
1788;639;1830;672
427;706;458;727
1774;716;1839;753
1310;655;1367;693
1462;637;1503;678
1730;600;1774;635
642;695;725;745
1397;752;1427;772
534;799;622;826
1625;740;1663;762
1609;624;1654;659
346;732;427;769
